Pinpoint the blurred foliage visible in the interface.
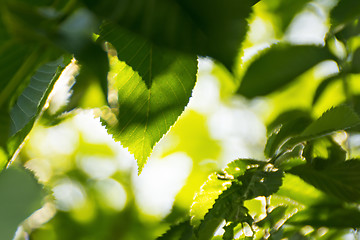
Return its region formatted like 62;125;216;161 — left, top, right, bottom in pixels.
1;0;360;239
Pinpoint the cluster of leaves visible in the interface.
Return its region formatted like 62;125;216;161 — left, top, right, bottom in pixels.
1;0;360;239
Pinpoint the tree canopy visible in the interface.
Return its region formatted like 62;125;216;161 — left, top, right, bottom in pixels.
1;0;360;239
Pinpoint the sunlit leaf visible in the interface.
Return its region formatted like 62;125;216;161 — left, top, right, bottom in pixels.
312;74;340;106
190;174;230;228
275;174;325;206
237;44;333;98
196;184;251;240
282;105;360;150
82;0;253;70
100;22;197;172
288;159;360;202
301;105;360;138
0;166;45;240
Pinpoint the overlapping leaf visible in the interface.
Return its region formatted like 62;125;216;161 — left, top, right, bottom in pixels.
100;23;198;172
237;44;333;98
82;0;253;70
191;159;283;239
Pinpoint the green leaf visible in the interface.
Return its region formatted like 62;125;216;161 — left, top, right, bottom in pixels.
190;173;230;228
330;0;360;26
283;105;360;149
82;0;253;71
223;222;239;240
157;220;193;240
100;23;198;172
9;57;64;135
312;74;340;106
196;184;252;240
237;44;333;98
191;159;263;228
335;19;360;42
192;161;283;240
0;166;46;240
256;206;288;229
262;0;311;32
288;203;360;228
1;57;67;170
275;173;325;206
265;110;312;158
288;159;360;202
301;105;360;138
239;169;284;200
351;47;360;73
0;43;35;106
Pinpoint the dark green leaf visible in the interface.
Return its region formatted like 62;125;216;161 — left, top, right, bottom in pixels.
1;57;67;171
83;0;253;71
223;222;239;240
157;220;193;240
351;47;360;73
288;203;360;228
335;18;360;42
256;206;288;228
330;0;360;26
288;159;360;202
100;23;198;172
237;44;333;98
9;57;64;135
312;74;340;106
0;166;46;240
239;169;284;199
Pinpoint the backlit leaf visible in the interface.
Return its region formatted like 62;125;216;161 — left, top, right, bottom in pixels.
301;105;360;138
100;23;197;172
312;74;340;106
283;105;360;149
82;0;253;70
237;44;333;98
